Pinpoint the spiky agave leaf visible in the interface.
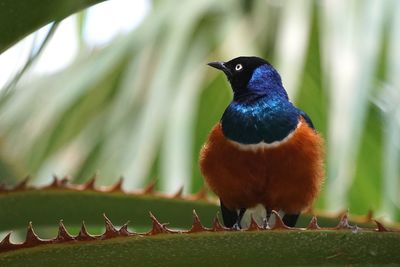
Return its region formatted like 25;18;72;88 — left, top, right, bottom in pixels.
0;211;399;267
0;175;213;200
0;176;389;233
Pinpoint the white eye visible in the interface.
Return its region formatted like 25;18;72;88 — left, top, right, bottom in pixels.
235;64;243;71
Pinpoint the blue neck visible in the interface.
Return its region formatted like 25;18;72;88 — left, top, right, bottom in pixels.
221;95;300;144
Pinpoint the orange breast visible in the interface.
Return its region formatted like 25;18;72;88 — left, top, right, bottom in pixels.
199;120;324;213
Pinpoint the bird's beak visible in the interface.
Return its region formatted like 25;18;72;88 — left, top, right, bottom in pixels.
207;61;231;75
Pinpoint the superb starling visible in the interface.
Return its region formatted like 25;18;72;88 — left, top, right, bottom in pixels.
200;56;324;228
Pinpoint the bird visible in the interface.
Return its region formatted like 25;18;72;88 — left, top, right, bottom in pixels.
199;56;324;228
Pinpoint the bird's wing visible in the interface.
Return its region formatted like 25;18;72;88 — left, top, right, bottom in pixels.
298;109;315;130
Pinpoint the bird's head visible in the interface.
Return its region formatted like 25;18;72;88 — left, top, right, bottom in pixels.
208;56;288;101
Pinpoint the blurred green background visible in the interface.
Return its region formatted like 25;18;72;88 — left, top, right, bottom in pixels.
0;0;399;222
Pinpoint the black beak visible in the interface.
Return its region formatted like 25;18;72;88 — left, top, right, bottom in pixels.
207;61;231;75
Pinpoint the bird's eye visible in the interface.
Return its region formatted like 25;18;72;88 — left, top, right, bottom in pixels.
235;64;243;71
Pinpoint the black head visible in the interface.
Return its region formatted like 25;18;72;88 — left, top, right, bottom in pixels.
207;56;271;93
207;56;286;101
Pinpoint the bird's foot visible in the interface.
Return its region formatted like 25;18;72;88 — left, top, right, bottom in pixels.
232;222;241;230
262;218;270;229
231;208;246;230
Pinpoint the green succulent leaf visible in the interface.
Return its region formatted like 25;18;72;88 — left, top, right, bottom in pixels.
0;178;218;232
0;177;381;233
1;226;399;266
0;0;108;53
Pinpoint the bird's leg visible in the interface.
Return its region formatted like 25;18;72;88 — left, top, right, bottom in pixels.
232;208;246;230
282;213;300;227
263;208;272;228
220;200;238;228
266;209;272;220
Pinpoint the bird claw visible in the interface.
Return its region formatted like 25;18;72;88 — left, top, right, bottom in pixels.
232;222;241;230
262;218;270;229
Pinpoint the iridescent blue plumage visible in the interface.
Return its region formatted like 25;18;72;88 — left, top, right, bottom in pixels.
247;64;288;100
221;64;307;144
